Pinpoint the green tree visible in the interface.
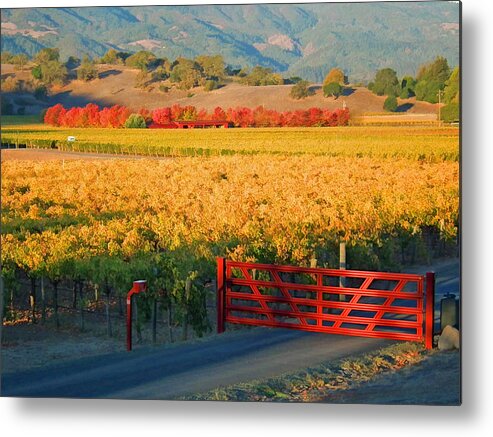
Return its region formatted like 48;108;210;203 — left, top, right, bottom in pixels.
100;49;118;64
323;81;343;99
240;66;283;86
31;47;67;86
125;113;147;128
34;48;60;64
415;56;451;103
371;68;400;96
440;102;459;123
31;65;42;80
125;50;157;71
40;60;67;86
77;56;98;81
151;65;169;82
383;95;398;112
195;55;225;80
170;58;203;90
100;49;130;65
401;75;416;90
400;75;416;98
443;66;459;104
417;56;450;85
414;80;441;103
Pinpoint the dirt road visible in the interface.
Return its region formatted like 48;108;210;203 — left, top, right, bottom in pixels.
1;148;153;161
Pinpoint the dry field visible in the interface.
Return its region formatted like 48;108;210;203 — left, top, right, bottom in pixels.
2;64;439;116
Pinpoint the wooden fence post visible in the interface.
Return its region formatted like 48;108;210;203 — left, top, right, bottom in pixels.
217;257;226;334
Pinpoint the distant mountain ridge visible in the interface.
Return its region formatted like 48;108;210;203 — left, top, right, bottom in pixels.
1;2;460;82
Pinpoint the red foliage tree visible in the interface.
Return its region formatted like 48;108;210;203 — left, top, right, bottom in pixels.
63;107;82;127
43;103;350;128
84;103;100;127
44;104;65;126
212;106;226;121
171;104;183;121
152;107;172;125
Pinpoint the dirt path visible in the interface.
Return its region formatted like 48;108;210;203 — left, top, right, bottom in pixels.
1;148;155;161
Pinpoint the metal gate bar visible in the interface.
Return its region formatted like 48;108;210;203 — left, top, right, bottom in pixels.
217;258;435;349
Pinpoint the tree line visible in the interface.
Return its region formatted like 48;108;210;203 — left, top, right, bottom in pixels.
43;103;350;129
367;56;459;121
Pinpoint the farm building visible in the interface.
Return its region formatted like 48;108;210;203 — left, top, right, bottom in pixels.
149;120;230;129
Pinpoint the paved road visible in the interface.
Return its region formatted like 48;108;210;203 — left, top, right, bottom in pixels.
403;258;460;328
1;329;392;399
1;259;459;400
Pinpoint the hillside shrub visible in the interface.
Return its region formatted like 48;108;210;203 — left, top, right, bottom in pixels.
290;80;314;100
383;96;398;112
77;56;98;81
204;79;220;92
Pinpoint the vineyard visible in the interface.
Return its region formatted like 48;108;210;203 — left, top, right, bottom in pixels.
1;121;459;161
1;138;459;344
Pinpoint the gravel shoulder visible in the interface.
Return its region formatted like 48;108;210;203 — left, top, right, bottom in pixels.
1;323;124;373
321;350;460;405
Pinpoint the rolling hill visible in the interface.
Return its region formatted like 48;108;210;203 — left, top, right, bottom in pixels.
1;2;460;82
1;63;439;118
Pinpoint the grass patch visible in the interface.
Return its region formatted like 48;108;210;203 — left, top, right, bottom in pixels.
181;342;427;402
1;115;42;125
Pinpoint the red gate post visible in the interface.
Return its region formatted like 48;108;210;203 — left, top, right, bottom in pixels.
217;257;226;334
126;280;147;351
425;272;436;350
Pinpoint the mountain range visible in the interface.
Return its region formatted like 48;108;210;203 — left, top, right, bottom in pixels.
1;2;460;82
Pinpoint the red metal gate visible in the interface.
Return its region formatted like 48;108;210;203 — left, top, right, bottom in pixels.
216;258;435;349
